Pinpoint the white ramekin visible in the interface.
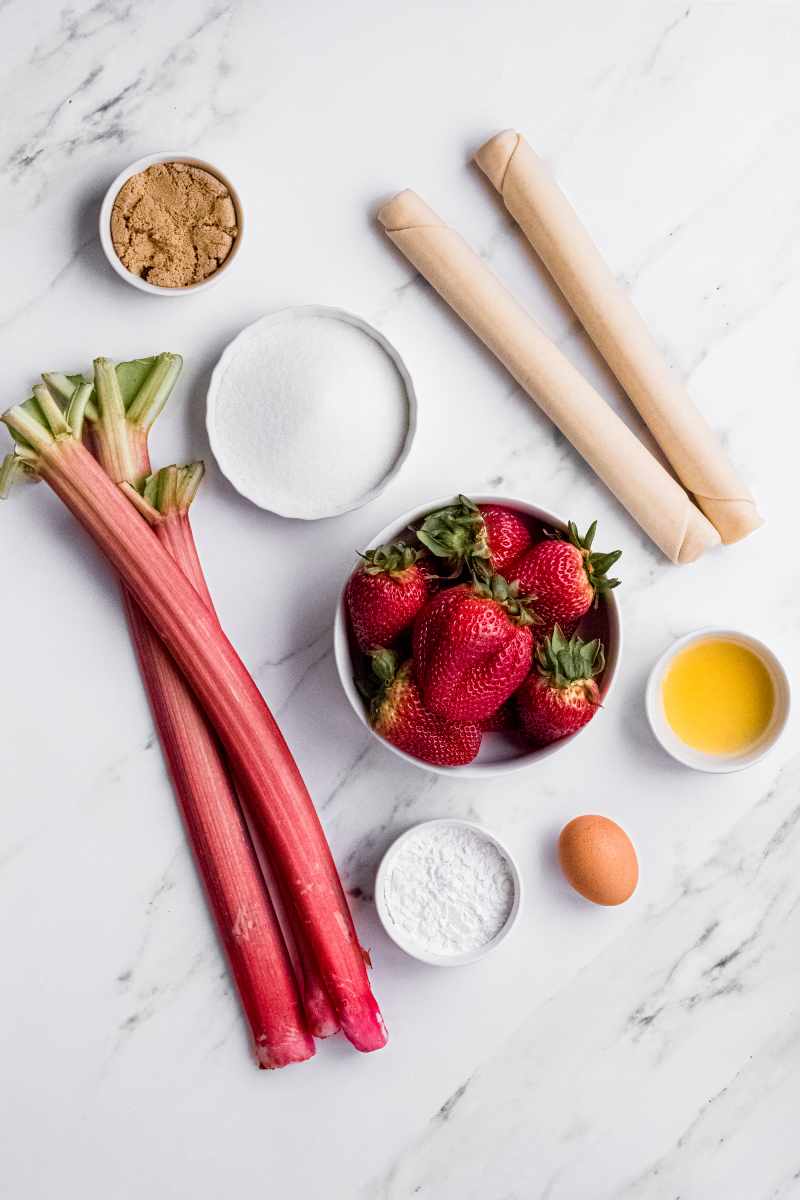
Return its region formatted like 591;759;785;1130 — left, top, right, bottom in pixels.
98;151;244;295
206;306;417;519
645;627;790;773
374;819;522;966
333;493;622;777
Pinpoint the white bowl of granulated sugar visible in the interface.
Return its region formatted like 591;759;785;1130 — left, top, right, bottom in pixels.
375;818;522;966
206;306;417;519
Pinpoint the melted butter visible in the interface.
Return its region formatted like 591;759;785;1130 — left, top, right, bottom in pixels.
662;638;775;756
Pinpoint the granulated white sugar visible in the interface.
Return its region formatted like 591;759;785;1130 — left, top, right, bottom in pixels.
385;824;515;957
210;313;409;517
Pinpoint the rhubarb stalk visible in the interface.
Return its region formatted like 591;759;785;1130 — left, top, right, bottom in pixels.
130;467;316;1068
141;463;340;1042
41;360;314;1067
1;398;386;1053
74;358;340;1040
124;575;314;1068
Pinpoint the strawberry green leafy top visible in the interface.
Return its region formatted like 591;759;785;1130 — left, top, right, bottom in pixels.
536;625;605;687
416;494;491;579
551;520;621;602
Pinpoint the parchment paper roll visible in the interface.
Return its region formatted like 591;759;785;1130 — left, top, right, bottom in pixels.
377;190;720;564
474;130;762;545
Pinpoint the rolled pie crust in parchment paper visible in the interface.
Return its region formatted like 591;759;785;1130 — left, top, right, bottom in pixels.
377;190;720;564
474;131;762;545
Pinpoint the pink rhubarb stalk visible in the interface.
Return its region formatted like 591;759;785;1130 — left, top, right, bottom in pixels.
146;464;340;1042
132;468;319;1067
79;357;340;1041
41;363;315;1068
2;394;385;1053
125;569;314;1068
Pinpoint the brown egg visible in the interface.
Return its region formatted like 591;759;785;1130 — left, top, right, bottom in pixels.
558;815;638;906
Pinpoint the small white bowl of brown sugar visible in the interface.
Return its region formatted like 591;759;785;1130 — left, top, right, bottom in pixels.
99;152;244;295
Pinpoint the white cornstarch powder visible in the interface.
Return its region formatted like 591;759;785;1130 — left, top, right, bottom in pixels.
210;312;409;518
385;824;515;957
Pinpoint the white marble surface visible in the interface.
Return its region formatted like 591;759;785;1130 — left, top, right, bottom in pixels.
2;2;799;1197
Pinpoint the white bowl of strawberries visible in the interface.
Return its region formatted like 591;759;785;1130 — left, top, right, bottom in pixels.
333;494;622;776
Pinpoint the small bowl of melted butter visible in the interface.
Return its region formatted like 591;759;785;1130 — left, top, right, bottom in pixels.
646;628;790;772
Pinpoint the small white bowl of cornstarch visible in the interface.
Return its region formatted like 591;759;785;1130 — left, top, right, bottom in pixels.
375;819;522;966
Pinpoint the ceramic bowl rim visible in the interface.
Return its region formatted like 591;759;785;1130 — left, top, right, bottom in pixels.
205;305;417;519
374;818;523;966
98;151;245;295
645;626;791;773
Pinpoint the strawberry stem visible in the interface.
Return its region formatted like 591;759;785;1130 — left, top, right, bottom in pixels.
472;574;539;626
416;493;492;579
359;541;421;577
536;624;605;687
549;519;622;601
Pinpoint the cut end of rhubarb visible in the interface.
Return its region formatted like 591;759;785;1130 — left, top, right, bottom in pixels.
255;1028;316;1069
339;1001;389;1053
0;453;39;498
141;462;205;515
302;991;341;1039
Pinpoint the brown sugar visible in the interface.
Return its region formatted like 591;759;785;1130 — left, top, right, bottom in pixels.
110;161;238;288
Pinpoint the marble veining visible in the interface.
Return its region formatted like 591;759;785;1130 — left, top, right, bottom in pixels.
2;2;799;1198
373;754;800;1199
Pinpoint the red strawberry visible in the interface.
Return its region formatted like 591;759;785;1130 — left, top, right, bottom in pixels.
479;700;517;733
517;626;605;745
480;505;533;575
416;494;532;581
511;520;621;636
346;541;428;652
366;650;481;767
413;576;535;722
